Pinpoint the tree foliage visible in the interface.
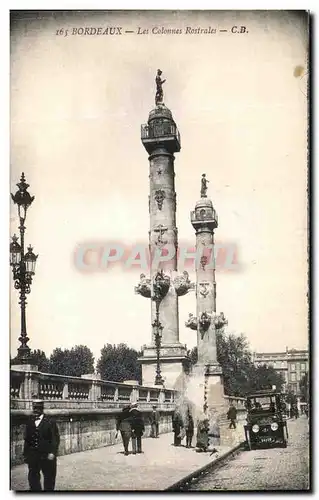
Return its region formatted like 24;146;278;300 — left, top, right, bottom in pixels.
49;345;94;377
97;343;142;383
299;372;309;402
189;332;285;397
248;364;285;394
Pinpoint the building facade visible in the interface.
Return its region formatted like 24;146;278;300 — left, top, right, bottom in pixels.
252;348;309;395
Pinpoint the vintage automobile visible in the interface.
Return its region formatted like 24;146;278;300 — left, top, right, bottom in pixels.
244;390;289;450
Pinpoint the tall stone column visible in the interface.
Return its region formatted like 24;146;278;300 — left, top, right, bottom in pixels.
185;175;228;442
135;73;193;389
149;144;179;346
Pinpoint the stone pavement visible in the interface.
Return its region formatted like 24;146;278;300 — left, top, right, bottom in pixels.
189;416;310;491
11;432;234;491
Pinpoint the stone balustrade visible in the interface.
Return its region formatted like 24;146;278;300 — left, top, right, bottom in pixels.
10;366;178;466
10;366;176;411
224;395;247;410
220;395;247;447
10;366;248;465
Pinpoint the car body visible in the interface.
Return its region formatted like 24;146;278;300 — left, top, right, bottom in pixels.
244;390;289;450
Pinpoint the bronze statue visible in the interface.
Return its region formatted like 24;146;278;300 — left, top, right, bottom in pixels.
201;174;209;198
155;69;166;106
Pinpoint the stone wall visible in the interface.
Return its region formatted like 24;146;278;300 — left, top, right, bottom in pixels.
11;408;173;466
219;409;247;447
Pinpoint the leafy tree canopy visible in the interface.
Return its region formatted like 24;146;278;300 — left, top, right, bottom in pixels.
97;343;142;383
49;345;94;377
299;372;309;402
188;332;285;397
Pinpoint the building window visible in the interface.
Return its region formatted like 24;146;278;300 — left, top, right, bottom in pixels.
300;372;306;380
296;362;300;370
290;373;296;382
290;364;296;371
301;363;306;371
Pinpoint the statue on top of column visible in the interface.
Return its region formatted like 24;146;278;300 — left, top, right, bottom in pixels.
155;69;166;106
201;174;209;198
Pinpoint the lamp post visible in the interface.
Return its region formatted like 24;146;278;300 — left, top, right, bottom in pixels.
10;173;38;364
152;298;164;386
152;271;167;386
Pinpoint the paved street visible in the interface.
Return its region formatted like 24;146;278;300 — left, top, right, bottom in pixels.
11;432;232;491
189;417;310;491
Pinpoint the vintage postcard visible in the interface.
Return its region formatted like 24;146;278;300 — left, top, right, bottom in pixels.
10;10;310;491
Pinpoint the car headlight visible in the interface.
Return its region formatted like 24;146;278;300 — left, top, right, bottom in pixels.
271;422;279;431
252;424;259;433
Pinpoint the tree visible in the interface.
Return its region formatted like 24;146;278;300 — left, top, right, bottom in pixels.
188;331;285;397
286;390;297;406
248;364;285;393
49;345;94;377
10;349;50;372
299;372;309;402
97;343;142;383
216;332;253;396
188;346;198;366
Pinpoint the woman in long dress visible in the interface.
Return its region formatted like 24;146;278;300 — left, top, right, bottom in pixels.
196;418;210;452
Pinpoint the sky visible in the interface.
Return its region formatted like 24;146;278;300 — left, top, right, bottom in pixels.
10;10;309;364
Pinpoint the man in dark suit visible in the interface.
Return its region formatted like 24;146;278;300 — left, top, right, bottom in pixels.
150;405;160;438
129;403;145;454
185;410;194;448
227;403;237;429
23;400;60;491
172;409;184;446
116;406;132;456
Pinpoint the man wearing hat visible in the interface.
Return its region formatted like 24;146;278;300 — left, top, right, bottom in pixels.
23;399;60;491
116;405;132;456
129;403;145;454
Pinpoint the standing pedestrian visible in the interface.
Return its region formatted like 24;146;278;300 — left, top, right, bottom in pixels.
116;406;132;456
196;417;209;452
23;399;60;491
150;405;160;438
129;403;145;454
172;409;184;446
227;402;237;429
185;410;194;448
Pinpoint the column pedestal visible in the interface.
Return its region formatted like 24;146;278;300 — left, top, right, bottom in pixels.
184;362;229;445
139;344;188;389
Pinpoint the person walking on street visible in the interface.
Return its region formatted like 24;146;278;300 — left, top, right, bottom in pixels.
227;403;237;429
151;405;160;438
129;403;145;454
185;410;194;448
23;399;60;491
116;406;132;456
172;409;184;446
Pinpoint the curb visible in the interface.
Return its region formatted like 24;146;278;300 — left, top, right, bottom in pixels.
165;442;244;491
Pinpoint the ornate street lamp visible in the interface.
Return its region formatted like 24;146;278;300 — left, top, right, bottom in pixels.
152;271;169;386
152;300;164;386
10;173;38;363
